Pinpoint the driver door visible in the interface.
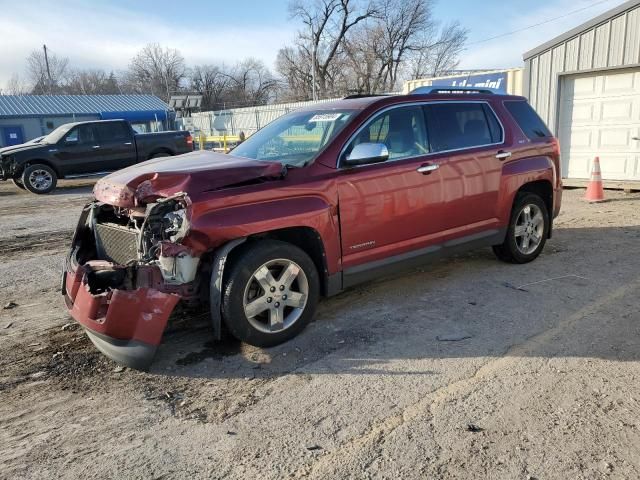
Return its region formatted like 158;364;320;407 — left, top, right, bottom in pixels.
337;104;447;278
54;124;99;176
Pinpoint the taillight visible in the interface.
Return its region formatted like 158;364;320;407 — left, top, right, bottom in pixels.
186;135;193;145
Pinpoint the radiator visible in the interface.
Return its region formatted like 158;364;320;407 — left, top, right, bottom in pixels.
95;223;139;265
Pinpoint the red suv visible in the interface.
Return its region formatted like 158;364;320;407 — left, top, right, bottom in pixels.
62;88;562;369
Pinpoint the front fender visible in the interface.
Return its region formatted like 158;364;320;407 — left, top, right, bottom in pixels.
187;196;342;274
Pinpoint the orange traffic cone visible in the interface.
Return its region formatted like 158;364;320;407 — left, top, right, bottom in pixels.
584;157;605;202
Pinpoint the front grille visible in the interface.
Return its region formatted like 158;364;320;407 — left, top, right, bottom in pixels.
94;223;139;265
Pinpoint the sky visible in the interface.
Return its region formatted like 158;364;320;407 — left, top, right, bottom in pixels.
0;0;630;88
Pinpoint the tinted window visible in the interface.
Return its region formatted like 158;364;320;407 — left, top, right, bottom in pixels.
424;103;501;152
95;122;131;142
504;101;551;139
345;106;429;162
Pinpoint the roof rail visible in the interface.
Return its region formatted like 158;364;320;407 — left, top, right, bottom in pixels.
410;86;497;95
343;94;390;99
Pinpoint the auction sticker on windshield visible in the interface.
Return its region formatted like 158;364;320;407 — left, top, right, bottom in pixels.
309;113;343;122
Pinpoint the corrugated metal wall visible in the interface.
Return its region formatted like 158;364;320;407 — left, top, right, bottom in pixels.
524;1;640;134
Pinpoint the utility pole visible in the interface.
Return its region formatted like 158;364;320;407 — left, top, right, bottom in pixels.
311;25;317;101
43;44;53;94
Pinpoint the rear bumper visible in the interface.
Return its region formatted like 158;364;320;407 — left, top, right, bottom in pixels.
63;253;180;370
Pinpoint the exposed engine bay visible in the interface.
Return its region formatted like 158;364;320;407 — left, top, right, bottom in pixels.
72;193;201;298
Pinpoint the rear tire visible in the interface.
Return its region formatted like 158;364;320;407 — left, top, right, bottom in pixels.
21;164;57;194
221;240;320;347
11;178;26;190
493;192;549;264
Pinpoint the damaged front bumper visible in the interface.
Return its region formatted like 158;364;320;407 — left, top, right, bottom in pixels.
62;199;200;370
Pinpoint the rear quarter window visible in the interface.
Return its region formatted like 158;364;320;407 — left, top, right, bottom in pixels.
504;101;552;139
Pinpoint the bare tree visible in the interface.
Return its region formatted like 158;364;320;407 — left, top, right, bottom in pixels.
3;74;28;95
65;69;120;94
409;21;467;79
124;43;186;101
288;0;378;97
227;58;280;107
190;64;231;110
25;48;69;94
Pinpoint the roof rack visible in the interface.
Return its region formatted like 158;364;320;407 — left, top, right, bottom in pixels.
410;86;497;95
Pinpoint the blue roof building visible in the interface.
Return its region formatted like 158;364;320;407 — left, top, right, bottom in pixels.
0;94;172;147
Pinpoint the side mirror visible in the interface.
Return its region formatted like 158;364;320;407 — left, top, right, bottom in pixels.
343;142;389;166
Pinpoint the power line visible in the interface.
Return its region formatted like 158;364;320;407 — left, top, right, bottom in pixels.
467;0;616;46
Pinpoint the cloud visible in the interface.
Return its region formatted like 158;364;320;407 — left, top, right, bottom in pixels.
457;0;627;70
0;0;295;87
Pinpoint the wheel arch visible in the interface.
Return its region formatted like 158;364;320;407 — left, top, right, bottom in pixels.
147;148;174;159
19;159;61;178
244;226;331;295
516;180;554;238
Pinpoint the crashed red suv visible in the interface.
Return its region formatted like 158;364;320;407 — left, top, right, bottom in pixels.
63;88;562;369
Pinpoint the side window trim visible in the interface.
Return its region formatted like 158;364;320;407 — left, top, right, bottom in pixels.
338;100;505;168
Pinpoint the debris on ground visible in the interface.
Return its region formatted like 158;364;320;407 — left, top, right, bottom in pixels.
4;322;13;329
61;322;77;331
3;301;17;310
305;444;323;451
437;333;473;342
113;366;126;373
466;423;484;433
502;282;528;292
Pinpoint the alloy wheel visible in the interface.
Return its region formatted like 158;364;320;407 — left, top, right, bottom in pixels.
242;259;309;333
28;169;53;191
514;204;544;255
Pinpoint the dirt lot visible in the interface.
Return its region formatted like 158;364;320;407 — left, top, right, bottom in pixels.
1;180;639;480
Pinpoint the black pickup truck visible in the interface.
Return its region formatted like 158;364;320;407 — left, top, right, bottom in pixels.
0;120;193;194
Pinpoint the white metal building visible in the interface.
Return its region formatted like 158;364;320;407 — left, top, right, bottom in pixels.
523;0;640;185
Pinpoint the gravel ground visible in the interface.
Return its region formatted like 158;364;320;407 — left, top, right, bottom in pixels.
1;180;639;480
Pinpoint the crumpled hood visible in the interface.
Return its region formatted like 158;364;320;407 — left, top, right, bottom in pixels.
94;150;284;207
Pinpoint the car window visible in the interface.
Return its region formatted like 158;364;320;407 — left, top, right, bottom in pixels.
63;125;96;145
95;122;131;142
345;105;429;162
424;103;500;153
504;101;551;139
232;109;355;167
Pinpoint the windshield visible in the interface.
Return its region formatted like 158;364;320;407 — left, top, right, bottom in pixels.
231;109;355;166
43;124;75;144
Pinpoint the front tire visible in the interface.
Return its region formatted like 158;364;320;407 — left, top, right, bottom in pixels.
221;240;320;347
21;164;57;194
11;178;26;190
493;192;549;264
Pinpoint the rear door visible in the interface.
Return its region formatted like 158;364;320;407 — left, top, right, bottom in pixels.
337;104;447;272
422;101;505;238
93;122;137;170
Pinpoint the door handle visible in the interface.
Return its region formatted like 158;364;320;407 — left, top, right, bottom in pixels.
632;136;640;141
124;142;132;145
92;145;101;149
496;150;512;160
417;164;439;174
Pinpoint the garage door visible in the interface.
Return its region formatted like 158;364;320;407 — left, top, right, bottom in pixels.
558;68;640;180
